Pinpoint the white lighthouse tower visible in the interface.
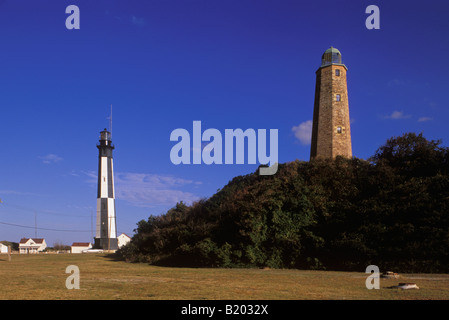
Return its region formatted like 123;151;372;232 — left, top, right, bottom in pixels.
94;128;118;250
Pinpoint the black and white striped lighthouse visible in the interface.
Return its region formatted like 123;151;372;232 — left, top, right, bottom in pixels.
94;128;118;250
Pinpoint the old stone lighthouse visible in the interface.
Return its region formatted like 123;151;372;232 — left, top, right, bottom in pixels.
310;47;352;160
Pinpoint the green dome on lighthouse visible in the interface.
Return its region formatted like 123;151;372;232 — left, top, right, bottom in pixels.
320;46;346;69
324;46;341;55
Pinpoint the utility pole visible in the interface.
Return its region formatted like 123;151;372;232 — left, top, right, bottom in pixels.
91;210;93;243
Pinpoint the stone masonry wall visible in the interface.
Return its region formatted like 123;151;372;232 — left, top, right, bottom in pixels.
310;64;352;159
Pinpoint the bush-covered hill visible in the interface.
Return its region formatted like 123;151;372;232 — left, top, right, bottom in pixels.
117;133;449;272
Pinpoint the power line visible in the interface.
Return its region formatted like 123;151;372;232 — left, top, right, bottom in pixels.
0;201;91;218
0;220;91;233
0;220;128;236
0;201;130;236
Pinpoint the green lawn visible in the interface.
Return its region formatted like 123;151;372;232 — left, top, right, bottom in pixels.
1;253;448;300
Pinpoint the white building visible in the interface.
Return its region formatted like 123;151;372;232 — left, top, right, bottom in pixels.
71;242;92;253
19;238;47;254
117;233;131;248
0;243;9;253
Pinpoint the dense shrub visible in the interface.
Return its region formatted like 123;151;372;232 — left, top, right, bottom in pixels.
117;133;449;272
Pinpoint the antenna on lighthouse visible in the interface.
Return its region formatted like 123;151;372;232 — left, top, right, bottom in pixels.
34;212;37;238
109;104;112;138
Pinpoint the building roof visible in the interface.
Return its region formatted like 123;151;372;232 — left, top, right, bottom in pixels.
324;46;341;55
319;46;347;71
19;238;45;244
119;233;131;239
71;242;92;247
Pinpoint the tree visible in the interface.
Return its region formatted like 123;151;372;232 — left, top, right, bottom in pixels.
370;132;449;177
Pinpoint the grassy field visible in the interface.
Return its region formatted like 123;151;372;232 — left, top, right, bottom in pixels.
0;253;448;300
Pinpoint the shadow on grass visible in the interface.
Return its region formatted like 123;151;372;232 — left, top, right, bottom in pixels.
100;252;123;262
100;252;208;269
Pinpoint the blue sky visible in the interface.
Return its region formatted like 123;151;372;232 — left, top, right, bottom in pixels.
0;0;448;246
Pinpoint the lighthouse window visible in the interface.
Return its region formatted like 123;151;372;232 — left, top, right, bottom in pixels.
336;94;341;101
335;69;340;76
337;126;342;134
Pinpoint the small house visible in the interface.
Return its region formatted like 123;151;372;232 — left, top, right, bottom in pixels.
117;233;131;248
71;242;92;253
0;243;9;253
19;238;47;254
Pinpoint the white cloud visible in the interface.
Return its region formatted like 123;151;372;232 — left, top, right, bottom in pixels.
0;189;42;196
39;154;63;164
131;15;146;26
384;111;411;120
81;170;97;182
418;117;433;122
115;172;200;207
81;171;200;208
292;120;313;145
